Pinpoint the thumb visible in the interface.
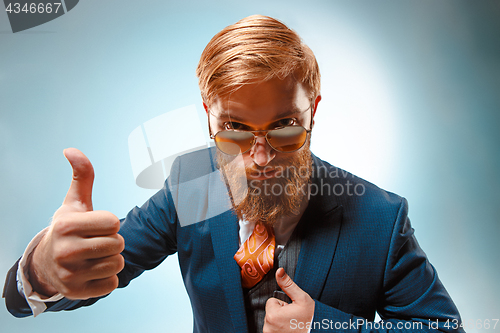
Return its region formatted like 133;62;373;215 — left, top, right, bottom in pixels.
62;148;94;211
275;267;307;304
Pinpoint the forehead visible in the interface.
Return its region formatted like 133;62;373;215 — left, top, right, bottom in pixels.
211;76;310;125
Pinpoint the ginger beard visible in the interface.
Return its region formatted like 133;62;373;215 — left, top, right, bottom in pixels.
217;140;312;226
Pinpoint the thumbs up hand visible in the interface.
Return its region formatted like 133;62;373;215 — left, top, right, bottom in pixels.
29;148;125;300
263;268;315;333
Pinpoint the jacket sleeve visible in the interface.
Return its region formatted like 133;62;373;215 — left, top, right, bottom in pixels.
310;199;465;332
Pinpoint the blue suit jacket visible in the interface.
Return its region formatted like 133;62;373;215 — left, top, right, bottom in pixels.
4;148;463;332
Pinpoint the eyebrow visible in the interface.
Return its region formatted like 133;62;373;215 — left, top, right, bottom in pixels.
214;107;309;123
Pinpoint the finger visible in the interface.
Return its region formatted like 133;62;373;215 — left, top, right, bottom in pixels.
62;148;94;211
265;297;285;313
275;267;307;304
65;275;120;300
78;234;125;260
53;211;121;237
85;275;120;297
81;254;125;280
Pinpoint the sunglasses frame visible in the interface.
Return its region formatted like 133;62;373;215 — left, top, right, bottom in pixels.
208;104;314;156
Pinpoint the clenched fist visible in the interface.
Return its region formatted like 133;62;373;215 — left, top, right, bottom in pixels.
29;148;125;300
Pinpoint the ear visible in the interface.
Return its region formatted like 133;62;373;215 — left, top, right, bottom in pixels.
313;95;321;117
203;100;214;137
312;95;321;128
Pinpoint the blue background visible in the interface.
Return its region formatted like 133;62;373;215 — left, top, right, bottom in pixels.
1;1;499;332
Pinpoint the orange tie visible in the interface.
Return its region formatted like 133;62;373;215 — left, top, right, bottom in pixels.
234;222;276;289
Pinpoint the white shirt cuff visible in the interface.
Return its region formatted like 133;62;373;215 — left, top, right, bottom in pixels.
17;227;64;317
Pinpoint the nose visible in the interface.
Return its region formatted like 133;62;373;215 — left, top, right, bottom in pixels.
249;136;276;166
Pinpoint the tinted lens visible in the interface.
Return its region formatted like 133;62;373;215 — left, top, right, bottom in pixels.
214;131;255;155
267;126;307;152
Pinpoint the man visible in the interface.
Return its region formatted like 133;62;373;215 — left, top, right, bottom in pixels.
4;15;463;332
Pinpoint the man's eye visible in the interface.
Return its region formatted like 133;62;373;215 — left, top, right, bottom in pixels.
277;118;296;127
224;122;244;130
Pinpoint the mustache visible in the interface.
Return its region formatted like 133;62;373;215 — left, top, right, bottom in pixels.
243;157;302;174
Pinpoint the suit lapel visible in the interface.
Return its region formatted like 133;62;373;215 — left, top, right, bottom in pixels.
294;203;343;301
294;156;344;302
203;150;249;333
210;210;249;333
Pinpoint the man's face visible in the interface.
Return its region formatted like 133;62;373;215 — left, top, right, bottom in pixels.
207;76;314;171
205;76;319;225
